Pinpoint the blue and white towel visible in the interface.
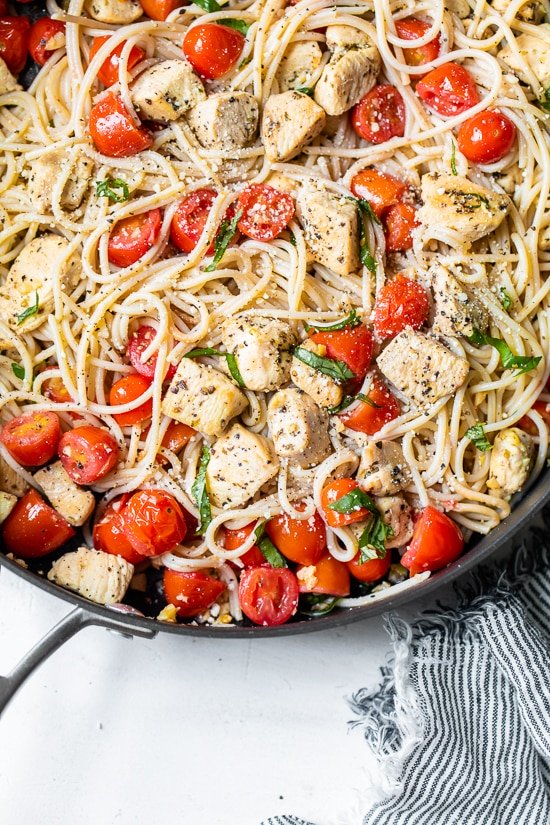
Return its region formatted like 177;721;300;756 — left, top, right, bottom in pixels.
263;511;550;825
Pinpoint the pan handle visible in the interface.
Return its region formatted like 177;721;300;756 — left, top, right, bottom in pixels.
0;606;157;716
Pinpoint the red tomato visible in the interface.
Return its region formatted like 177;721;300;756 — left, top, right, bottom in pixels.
122;489;187;557
89;36;145;87
58;425;119;485
164;569;225;617
373;274;430;339
93;495;146;565
395;17;440;68
416;62;479;116
518;399;550;435
109;374;153;426
348;550;391;583
127;325;176;381
89;93;152;158
42;373;72;404
236;184;295;241
340;378;400;435
170;189;216;254
350;169;407;219
0;411;61;467
320;478;371;528
457;110;516;165
239;567;299;626
0;17;30;74
108;208;162;268
401;506;464;575
2;489;75;558
296;554;350;597
183;23;244;80
0;1;7;14
309;324;373;380
385;202;417;252
220;522;265;567
351;85;406;144
265;503;327;566
140;0;183;20
28;18;64;66
161;421;196;452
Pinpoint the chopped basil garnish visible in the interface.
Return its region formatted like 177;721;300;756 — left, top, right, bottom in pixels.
469;328;541;375
254;523;287;568
221;18;250;35
499;288;512;312
328;487;378;517
538;87;550;113
17;292;40;325
355;197;382;226
289;230;296;247
11;363;25;380
238;55;252;69
191;0;222;11
184;347;245;387
300;594;341;617
191;444;212;535
305;308;360;333
451;142;458;176
357;515;393;562
327;392;379;415
296;86;314;96
205;209;242;272
466;422;492;452
96;177;129;203
293;346;355;383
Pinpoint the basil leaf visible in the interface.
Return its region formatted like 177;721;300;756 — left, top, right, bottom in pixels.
254;524;287;568
221;18;250;35
289;230;296;247
451;141;458;176
238;55;252;69
499;288;512;312
538;87;550;113
296;86;313;96
205;209;241;272
191;445;212;535
293;346;355;383
360;392;382;409
96;177;129;203
300;594;340;617
17;292;40;326
355;197;382;226
328;487;378;516
305;308;360;333
359;218;377;273
11;363;25;380
191;0;222;11
466;422;492;452
184;347;245;388
469;328;542;375
327;391;382;415
357;514;393;562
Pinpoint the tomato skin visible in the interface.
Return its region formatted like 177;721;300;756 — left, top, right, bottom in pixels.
170;189;216;254
89;93;152;158
0;17;30;74
161;421;196;452
58;425;119;485
239;566;299;626
122;489;187;557
28;18;65;66
518;400;550;435
457;110;516;164
127;325;176;381
0;411;61;467
320;478;371;528
374;274;429;339
348;551;391;583
2;490;75;558
395;17;440;68
340;378;400;435
385;202;418;252
350;169;407;219
416;62;479;116
109;374;153;427
265;503;327;566
309;324;373;381
93;495;146;565
140;0;184;20
42;373;72;404
183;23;244;80
108;208;162;268
89;36;145;87
220;523;265;567
236;184;295;241
351;85;406;144
164;569;225;617
296;554;350;597
401;506;464;575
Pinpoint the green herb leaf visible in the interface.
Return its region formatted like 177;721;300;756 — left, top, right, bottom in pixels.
220;18;250;35
466;422;492;452
296;86;314;96
357;514;393;562
96;177;129;203
191;445;212;535
305;308;360;333
184;347;245;387
328;487;378;516
469;328;542;375
254;524;287;568
538;87;550;113
16;292;40;326
205;209;242;272
293;346;355;383
451;141;458;176
499;287;512;312
454;192;490;211
355;197;382;225
191;0;222;11
300;594;341;617
327;391;382;415
11;363;25;380
289;230;296;247
238;55;252;69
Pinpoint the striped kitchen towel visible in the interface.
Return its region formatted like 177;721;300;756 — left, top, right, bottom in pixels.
262;513;550;825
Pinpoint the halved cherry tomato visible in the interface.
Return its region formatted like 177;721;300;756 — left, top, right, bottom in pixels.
350;169;407;219
0;411;61;467
320;478;371;528
170;189;216;254
236;184;295;241
109;374;153;426
416;62;479;116
93;495;146;565
385;202;418;252
2;489;75;558
0;1;7;14
296;554;350;597
395;17;440;68
108;208;162;268
348;550;391;583
42;373;72;404
220;522;265;567
373;274;429;339
457;110;516;165
351;85;406;144
518;399;550;435
89;92;153;158
58;425;119;485
89;35;145;87
28;18;65;66
309;324;373;381
239;566;299;626
340;378;400;435
183;23;244;80
161;421;196;452
140;0;183;20
164;569;225;617
401;505;464;575
265;503;327;566
127;325;176;381
122;489;187;556
0;17;30;74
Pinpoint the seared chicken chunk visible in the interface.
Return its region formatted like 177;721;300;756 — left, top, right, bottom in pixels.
357;440;411;496
186;92;259;151
445;0;470;17
314;26;380;115
221;315;296;392
487;427;534;499
276;41;323;92
29;148;94;212
130;60;205;122
430;265;489;337
34;461;96;527
48;546;134;604
296;183;360;276
162;358;247;437
0;453;28;497
290;339;344;409
0;57;21;94
491;0;545;22
84;0;142;24
261;91;326;163
206;423;279;508
267;388;331;468
377;329;469;406
499;24;550;88
0;491;17;524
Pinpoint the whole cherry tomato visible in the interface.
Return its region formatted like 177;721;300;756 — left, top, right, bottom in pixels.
122;489;187;556
89;92;152;157
58;425;119;485
395;17;440;68
340;378;400;435
93;494;146;565
183;23;244;80
309;324;373;381
127;325;176;381
296;554;350;597
401;506;464;574
416;62;479;116
239;566;300;626
108;208;162;268
140;0;184;20
373;274;430;339
89;35;145;87
0;410;61;467
348;551;391;583
0;17;30;74
350;169;407;219
320;478;372;528
457;110;516;165
220;522;265;567
236;184;295;241
351;85;406;144
2;489;75;558
265;503;327;566
109;374;153;427
28;17;65;66
384;202;418;252
164;569;225;617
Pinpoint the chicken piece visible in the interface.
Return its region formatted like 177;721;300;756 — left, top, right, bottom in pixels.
377;329;469;406
445;0;470;17
267;388;331;468
205;423;279;508
0;491;17;524
430;264;489;337
375;495;414;549
487;427;534;499
491;0;545;22
499;25;550;89
221;315;297;392
418;174;509;245
0;235;81;333
290;339;344;409
493;166;523;196
0;453;28;497
83;0;142;24
0;57;21;94
186;92;259;151
314;27;380;116
357;440;411;496
28;148;94;213
130;59;205;122
261;91;326;163
48;546;134;605
265;171;300;198
34;461;96;527
162;358;247;437
296;183;360;276
276;41;323;93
